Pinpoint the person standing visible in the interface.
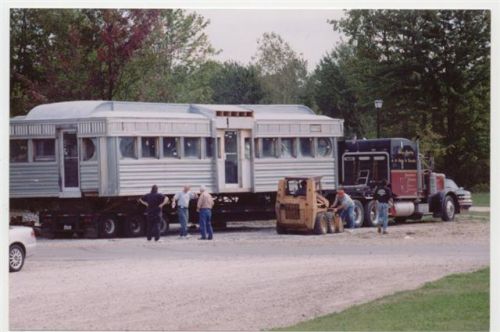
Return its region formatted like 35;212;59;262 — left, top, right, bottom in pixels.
197;185;215;240
331;188;356;229
139;185;169;242
172;185;197;239
374;179;393;234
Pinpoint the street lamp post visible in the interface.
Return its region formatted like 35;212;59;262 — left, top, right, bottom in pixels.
374;99;383;138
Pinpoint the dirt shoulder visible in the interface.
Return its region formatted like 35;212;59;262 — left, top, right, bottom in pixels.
10;217;489;330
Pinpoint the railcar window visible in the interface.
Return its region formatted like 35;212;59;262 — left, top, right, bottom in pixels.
244;138;251;159
317;138;332;157
163;137;179;158
81;138;97;161
280;138;295;158
262;138;277;158
119;137;137;159
141;137;158;158
299;138;313;157
10;139;28;162
254;138;260;158
205;138;214;158
33;139;55;162
184;137;201;159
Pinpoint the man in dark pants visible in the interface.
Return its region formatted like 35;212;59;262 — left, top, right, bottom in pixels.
139;185;169;242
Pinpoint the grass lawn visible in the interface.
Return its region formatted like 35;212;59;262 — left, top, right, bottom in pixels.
273;268;489;331
472;192;490;207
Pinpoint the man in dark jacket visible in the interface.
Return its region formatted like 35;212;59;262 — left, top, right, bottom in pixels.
139;185;169;242
374;179;393;234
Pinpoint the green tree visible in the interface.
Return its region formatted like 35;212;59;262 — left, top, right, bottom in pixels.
210;61;264;104
253;32;309;104
329;10;490;187
115;9;217;102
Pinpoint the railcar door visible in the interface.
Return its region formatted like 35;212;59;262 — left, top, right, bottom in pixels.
59;130;81;197
217;130;252;191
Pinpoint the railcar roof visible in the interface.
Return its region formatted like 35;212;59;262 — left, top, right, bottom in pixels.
20;101;335;121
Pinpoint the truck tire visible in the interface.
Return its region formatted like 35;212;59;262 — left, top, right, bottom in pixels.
326;212;334;233
363;200;379;227
159;217;169;235
9;244;25;272
441;195;456;221
125;214;145;237
314;212;328;235
99;214;119;238
353;200;364;228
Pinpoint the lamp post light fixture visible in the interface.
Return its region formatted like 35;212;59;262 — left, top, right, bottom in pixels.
374;99;383;138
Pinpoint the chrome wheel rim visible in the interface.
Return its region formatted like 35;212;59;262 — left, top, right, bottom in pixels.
104;219;115;234
10;247;23;270
446;200;455;218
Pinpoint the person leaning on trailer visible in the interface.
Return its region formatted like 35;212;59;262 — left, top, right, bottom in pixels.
331;188;356;229
197;185;214;240
139;185;169;242
172;185;198;239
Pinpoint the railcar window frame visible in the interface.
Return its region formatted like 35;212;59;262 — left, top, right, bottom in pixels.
33;138;56;162
280;137;296;158
10;139;29;163
205;137;214;159
162;137;180;159
317;137;333;158
119;137;138;160
298;137;314;158
81;137;97;162
141;137;159;159
262;137;278;158
183;137;201;159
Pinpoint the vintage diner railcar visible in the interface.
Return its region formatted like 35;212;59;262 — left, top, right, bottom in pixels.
10;101;343;237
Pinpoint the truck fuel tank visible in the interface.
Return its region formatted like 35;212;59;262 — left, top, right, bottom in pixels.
392;201;415;217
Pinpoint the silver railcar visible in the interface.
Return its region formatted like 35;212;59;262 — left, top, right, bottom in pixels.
10;101;343;237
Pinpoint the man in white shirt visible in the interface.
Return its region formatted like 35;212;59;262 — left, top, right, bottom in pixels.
172;185;198;238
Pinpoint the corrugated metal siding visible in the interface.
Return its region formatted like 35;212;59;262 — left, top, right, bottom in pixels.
80;162;99;191
10;163;60;197
255;121;343;137
78;121;106;136
253;158;336;192
107;120;211;137
10;123;56;138
118;160;215;196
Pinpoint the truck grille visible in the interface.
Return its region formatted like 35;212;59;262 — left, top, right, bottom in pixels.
284;204;300;219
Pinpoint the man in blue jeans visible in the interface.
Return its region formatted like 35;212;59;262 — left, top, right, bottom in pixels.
172;185;197;239
197;185;214;240
374;179;393;234
332;188;356;229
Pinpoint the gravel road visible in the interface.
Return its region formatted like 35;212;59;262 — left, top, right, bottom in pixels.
10;217;489;331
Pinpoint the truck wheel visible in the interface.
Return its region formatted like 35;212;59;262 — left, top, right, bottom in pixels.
9;244;25;272
441;195;456;221
314;212;328;235
364;200;379;227
159;217;169;235
99;215;119;238
353;200;364;228
276;223;287;234
125;214;145;237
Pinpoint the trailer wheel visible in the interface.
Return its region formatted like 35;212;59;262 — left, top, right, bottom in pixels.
9;244;25;272
326;212;334;233
125;214;145;237
159;217;169;235
441;195;456;221
99;215;119;238
363;200;379;227
314;212;328;235
353;200;364;228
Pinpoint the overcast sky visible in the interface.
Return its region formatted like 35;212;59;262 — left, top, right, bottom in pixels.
193;9;345;72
